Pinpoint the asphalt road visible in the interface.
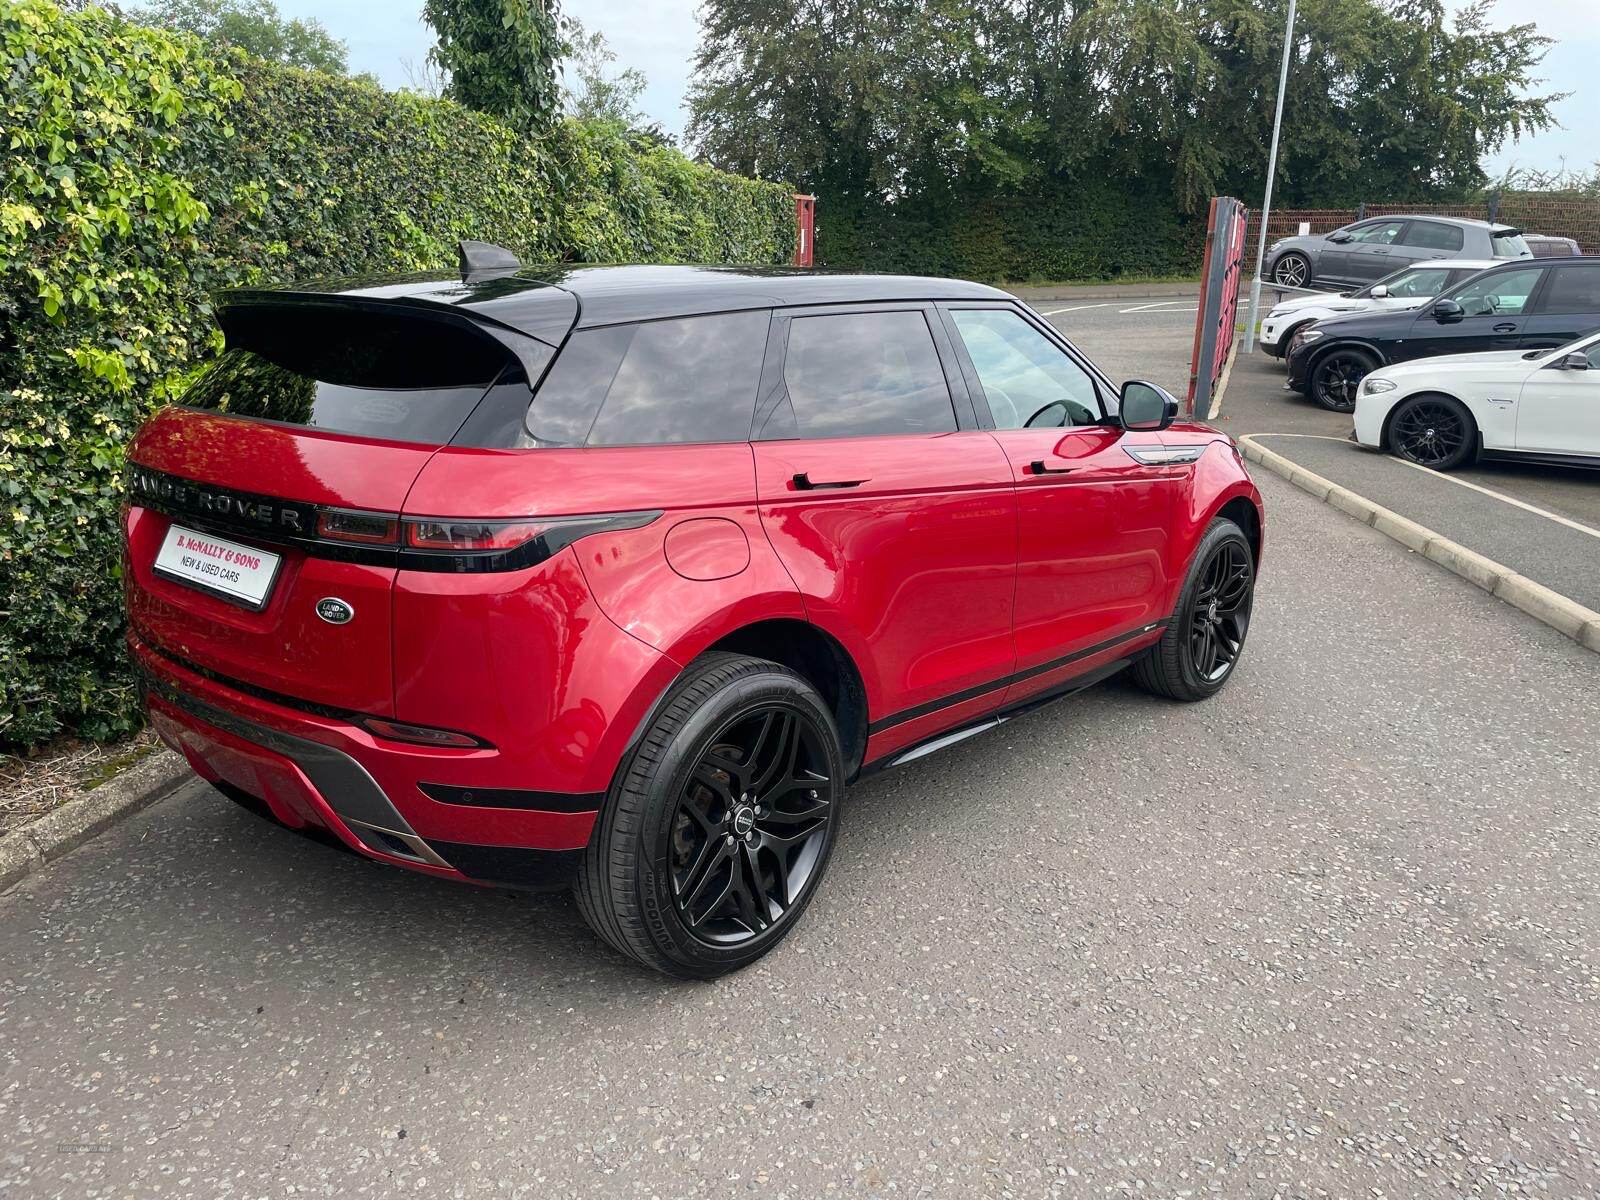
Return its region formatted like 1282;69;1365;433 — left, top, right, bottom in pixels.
6;469;1600;1198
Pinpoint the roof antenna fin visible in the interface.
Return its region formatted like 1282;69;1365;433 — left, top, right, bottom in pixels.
458;239;522;281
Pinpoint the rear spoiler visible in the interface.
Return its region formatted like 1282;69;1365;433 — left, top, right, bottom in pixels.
1491;226;1523;237
218;293;558;385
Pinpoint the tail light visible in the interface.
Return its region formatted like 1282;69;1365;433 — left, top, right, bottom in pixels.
405;519;548;552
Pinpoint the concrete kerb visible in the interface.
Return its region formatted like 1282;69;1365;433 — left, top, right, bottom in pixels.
1238;435;1600;655
0;748;189;893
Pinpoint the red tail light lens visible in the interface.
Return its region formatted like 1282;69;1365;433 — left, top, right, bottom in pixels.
404;519;548;552
317;510;400;545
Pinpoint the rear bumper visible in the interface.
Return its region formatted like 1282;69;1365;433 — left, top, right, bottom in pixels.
131;630;590;891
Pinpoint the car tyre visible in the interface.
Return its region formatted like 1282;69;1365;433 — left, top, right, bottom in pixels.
1132;518;1255;702
1309;347;1377;412
575;652;844;979
1272;252;1312;288
1385;393;1477;471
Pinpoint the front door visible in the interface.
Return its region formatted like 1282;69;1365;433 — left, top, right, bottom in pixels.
1516;337;1600;456
1402;265;1547;363
1330;220;1409;283
938;304;1174;702
752;304;1018;726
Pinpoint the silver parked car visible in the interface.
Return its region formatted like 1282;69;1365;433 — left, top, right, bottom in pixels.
1264;215;1531;289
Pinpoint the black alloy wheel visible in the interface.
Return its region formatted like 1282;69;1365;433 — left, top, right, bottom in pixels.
1273;252;1311;288
1131;517;1255;702
670;705;835;944
575;653;844;978
1186;539;1252;684
1310;349;1374;412
1388;395;1475;471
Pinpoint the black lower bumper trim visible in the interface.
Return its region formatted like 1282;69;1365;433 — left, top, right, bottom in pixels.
428;842;583;892
418;782;601;814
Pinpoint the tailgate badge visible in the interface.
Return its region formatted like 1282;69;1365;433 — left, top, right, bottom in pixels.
316;597;355;625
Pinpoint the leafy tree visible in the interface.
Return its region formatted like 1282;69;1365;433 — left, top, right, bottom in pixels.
689;0;1557;214
424;0;564;131
562;19;669;143
135;0;349;75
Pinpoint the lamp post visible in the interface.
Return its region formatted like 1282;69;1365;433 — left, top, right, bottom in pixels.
1243;0;1298;354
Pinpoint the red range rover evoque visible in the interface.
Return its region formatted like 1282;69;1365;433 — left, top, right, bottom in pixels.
125;246;1263;977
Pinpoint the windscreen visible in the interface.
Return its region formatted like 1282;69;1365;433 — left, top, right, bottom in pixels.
182;305;517;445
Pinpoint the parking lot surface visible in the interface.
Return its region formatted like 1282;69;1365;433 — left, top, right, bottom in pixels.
6;468;1600;1198
1221;346;1600;615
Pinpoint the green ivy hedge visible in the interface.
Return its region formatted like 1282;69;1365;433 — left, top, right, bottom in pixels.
0;0;795;749
817;187;1204;282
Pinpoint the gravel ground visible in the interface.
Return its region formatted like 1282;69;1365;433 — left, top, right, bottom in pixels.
4;470;1599;1198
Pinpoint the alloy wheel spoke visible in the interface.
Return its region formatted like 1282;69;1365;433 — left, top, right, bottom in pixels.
751;710;799;795
678;840;733;921
731;845;771;932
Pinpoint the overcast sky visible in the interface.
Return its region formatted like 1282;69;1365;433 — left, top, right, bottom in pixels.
274;0;1594;178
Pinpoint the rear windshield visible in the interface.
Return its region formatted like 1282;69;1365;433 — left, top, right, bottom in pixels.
1492;230;1531;258
182;306;519;445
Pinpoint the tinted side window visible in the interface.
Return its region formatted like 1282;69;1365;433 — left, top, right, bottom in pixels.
1381;267;1452;299
763;311;956;439
1537;268;1600;315
1400;222;1464;251
525;311;769;447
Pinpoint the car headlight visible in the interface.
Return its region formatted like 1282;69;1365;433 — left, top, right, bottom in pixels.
1362;377;1396;394
1296;329;1325;344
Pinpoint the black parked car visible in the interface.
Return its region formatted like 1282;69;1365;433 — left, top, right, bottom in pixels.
1285;257;1600;411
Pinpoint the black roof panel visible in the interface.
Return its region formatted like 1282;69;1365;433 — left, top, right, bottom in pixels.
226;264;1013;343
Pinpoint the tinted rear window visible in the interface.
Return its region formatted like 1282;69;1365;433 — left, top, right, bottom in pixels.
185;306;516;445
520;311;769;447
1539;268;1600;315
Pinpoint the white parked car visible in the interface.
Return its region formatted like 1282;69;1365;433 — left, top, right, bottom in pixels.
1259;259;1497;357
1352;330;1600;470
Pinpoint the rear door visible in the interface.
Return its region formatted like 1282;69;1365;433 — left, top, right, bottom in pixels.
1403;265;1547;361
1392;220;1465;269
1516;265;1600;353
125;302;547;715
938;303;1174;700
752;304;1018;724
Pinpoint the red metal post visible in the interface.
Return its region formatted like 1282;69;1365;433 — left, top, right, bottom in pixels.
793;194;815;267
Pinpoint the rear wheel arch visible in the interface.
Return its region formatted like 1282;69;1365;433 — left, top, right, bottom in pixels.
1216;495;1262;566
703;619;869;779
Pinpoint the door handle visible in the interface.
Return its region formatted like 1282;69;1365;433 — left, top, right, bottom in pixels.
792;472;867;491
1492;322;1518;333
1026;460;1074;476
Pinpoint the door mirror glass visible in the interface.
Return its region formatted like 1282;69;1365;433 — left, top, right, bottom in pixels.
1431;298;1465;323
1119;381;1176;432
1370;285;1388;299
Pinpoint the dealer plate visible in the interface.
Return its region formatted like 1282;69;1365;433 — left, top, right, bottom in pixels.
153;524;282;611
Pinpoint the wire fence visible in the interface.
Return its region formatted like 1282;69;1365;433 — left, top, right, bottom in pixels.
1247;195;1600;255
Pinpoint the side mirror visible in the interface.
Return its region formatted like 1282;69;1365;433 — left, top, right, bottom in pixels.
1431;299;1465;324
1327;231;1353;244
1119;381;1179;432
1370;285;1388;299
1557;351;1590;371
